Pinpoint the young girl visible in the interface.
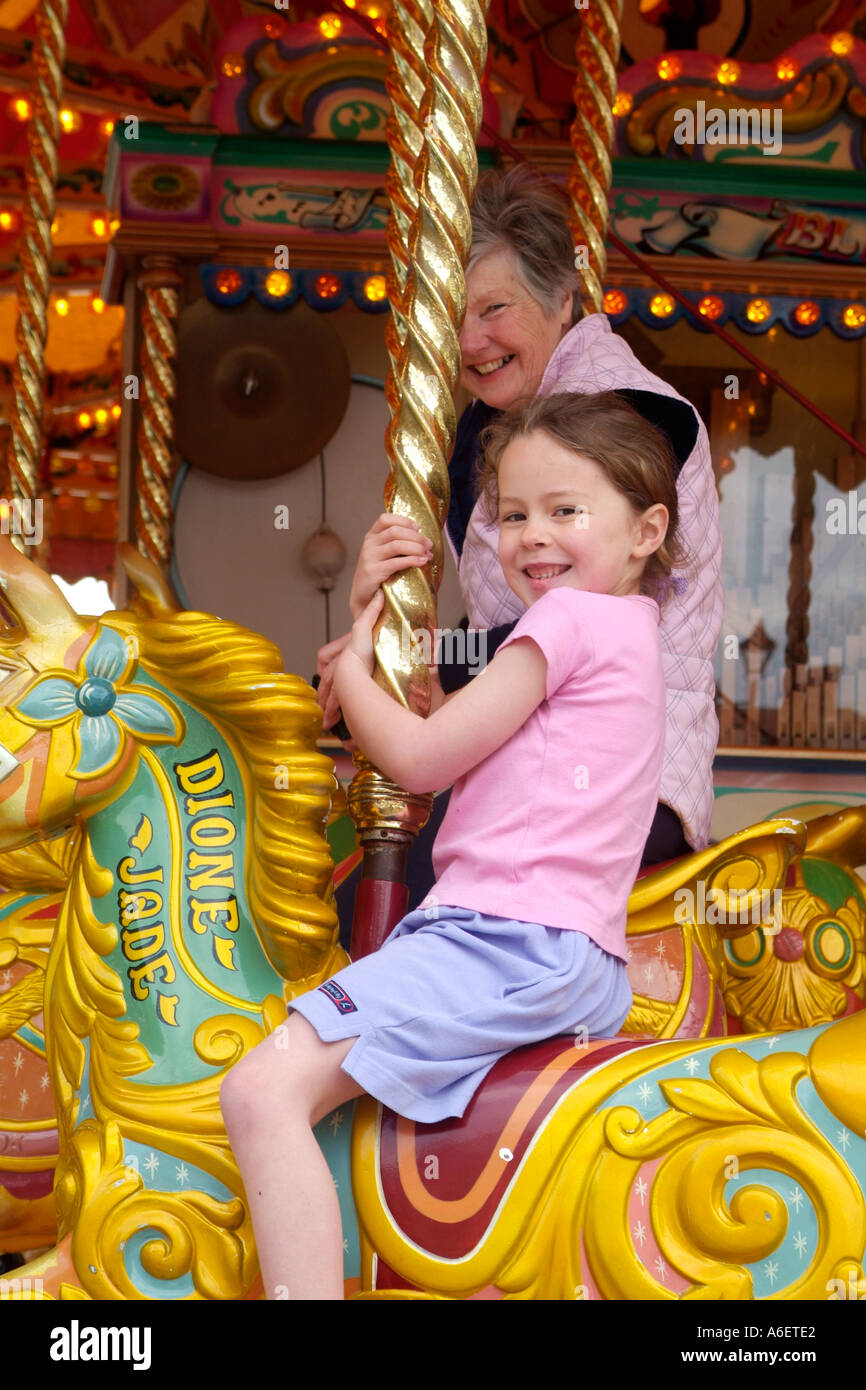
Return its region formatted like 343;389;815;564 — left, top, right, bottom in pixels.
220;390;683;1301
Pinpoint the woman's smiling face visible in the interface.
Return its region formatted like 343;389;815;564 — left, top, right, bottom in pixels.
459;248;572;409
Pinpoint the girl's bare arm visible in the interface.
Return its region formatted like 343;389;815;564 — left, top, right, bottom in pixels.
334;593;547;793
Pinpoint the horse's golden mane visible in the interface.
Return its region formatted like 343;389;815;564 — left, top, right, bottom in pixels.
104;608;344;992
0;830;80;891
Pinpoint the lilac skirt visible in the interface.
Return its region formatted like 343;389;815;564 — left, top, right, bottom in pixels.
288;905;632;1123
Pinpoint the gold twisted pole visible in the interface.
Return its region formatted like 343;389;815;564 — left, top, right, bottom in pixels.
6;0;69;555
383;0;433;377
348;0;490;957
134;256;183;574
568;0;623;315
379;0;490;702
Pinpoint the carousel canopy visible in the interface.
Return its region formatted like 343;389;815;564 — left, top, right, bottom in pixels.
0;0;864;584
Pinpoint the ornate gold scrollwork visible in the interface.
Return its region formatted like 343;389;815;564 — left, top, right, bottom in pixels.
582;1047;865;1300
625;64;854;157
59;1119;250;1301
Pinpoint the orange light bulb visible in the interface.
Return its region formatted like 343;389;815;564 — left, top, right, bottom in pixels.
745;298;772;323
656;56;682;81
830;32;855;57
362;274;387;302
264;270;292;298
649;292;675;317
842;302;866;329
315;274;341;299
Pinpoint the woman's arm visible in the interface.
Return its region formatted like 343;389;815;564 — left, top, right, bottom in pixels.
334;592;547;794
438;618;519;693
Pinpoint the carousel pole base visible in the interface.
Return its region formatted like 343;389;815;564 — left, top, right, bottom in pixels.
347;764;432;959
350;835;413;958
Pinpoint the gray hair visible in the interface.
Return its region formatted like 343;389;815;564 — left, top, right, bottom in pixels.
469;166;582;326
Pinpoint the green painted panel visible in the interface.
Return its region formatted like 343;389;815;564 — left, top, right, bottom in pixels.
801;857;866;912
611;155;866;206
110;125;496;174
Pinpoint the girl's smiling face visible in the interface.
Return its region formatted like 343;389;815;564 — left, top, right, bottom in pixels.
459;249;572;409
496;430;668;607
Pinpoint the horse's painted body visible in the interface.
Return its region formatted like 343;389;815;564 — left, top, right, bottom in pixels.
0;541;863;1299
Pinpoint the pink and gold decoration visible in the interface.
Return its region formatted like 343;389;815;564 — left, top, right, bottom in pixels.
6;0;69;553
569;0;623;314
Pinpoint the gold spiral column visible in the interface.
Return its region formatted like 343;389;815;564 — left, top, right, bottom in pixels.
133;256;183;575
384;0;433;374
6;0;69;556
568;0;623;315
348;0;490;958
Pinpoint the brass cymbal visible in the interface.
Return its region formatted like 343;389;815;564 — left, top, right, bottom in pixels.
519;1;582;70
174;296;351;479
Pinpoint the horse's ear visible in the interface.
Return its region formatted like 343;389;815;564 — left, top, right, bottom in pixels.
118;544;180;618
0;534;89;640
804;807;866;873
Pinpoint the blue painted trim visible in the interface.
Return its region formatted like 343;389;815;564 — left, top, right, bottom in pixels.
605;285;866;339
13;1023;46;1056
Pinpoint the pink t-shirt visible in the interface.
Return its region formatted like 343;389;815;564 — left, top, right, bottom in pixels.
426;587;666;962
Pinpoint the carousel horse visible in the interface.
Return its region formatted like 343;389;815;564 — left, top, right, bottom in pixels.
0;538;864;1299
0;538;345;1297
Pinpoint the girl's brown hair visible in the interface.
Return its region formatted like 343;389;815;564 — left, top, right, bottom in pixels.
477;391;688;600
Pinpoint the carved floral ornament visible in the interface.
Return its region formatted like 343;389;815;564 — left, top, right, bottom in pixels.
15;626;182;780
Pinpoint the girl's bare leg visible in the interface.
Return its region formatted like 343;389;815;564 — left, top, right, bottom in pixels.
220;1012;365;1300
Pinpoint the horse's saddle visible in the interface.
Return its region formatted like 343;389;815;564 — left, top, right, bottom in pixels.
370;858;728;1290
372;1033;651;1290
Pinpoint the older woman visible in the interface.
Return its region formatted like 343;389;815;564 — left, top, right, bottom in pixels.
319;166;722;927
